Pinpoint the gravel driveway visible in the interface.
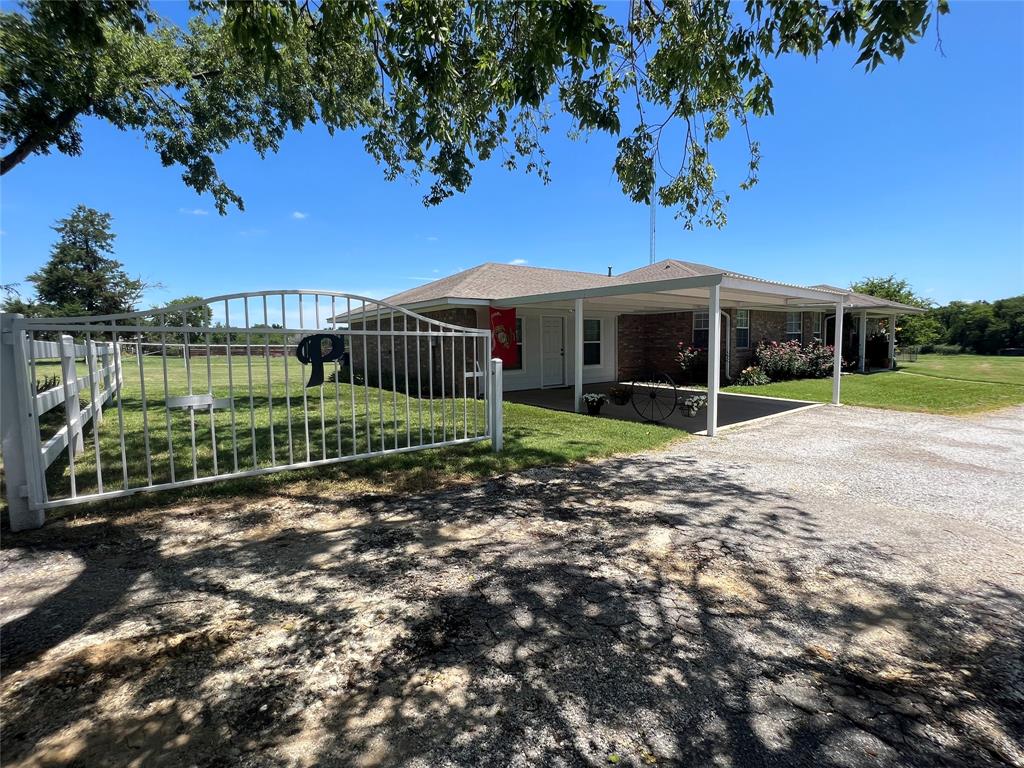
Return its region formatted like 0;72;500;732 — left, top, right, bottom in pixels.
2;405;1022;768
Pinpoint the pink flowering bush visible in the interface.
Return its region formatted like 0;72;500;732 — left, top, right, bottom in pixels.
736;365;770;386
801;340;835;378
754;340;803;380
676;343;708;384
754;339;835;381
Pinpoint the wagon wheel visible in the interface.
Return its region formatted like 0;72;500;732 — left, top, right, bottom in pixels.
630;371;679;423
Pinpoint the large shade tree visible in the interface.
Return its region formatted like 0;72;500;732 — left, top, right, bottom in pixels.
850;275;942;347
1;0;948;226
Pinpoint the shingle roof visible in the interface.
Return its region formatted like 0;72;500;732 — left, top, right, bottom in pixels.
614;259;731;282
380;262;617;305
375;260;921;313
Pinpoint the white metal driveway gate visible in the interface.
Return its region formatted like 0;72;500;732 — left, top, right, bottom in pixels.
1;291;502;531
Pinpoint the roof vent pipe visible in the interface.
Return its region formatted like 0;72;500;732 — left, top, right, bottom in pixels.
607;266;612;277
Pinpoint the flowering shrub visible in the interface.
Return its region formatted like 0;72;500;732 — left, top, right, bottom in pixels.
736;366;770;386
676;344;702;371
801;340;835;378
754;339;835;381
755;340;804;380
676;343;708;384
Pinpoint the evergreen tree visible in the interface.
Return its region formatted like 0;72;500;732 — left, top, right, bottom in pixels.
18;205;150;316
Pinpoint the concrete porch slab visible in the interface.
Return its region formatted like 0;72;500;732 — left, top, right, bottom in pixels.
505;381;822;434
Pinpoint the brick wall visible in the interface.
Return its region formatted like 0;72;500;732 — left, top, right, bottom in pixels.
349;308;482;396
617;312;695;380
617;309;812;381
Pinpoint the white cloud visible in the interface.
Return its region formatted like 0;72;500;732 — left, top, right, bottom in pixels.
425;235;439;242
509;258;529;266
179;207;209;216
291;211;309;220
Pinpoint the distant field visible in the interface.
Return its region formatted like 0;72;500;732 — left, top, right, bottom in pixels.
725;354;1024;415
899;353;1024;386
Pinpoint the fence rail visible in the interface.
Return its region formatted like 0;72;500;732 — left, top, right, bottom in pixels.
2;291;501;530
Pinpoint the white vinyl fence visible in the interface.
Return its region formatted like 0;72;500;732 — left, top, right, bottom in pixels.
34;335;122;470
2;291;502;531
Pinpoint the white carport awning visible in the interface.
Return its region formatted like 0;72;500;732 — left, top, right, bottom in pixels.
499;272;844;313
498;272;847;436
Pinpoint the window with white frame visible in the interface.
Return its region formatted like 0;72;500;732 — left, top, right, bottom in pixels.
735;309;750;348
785;311;802;342
506;317;524;370
812;312;823;340
693;311;710;347
583;318;601;365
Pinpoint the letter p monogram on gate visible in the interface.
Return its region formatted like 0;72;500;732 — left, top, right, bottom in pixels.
295;334;349;387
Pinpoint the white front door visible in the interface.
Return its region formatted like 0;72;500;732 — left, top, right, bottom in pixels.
541;316;565;387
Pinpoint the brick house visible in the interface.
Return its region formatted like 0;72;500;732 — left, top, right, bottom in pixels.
339;260;923;433
364;260;925;382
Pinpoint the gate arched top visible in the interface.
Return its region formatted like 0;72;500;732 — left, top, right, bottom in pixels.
17;289;488;335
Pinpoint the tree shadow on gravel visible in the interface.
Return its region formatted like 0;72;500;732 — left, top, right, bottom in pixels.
1;453;1021;767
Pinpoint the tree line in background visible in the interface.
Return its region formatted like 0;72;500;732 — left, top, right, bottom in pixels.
4;205;1021;357
849;276;1024;356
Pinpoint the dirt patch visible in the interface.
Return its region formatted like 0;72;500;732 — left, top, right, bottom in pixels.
2;411;1023;767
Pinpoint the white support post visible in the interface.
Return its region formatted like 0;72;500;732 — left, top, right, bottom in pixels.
706;283;721;436
573;298;584;413
86;340;103;425
1;314;46;530
60;334;85;455
832;302;844;405
858;311;867;373
489;357;503;452
888;314;897;369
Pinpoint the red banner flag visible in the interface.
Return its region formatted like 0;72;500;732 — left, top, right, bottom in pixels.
489;307;519;368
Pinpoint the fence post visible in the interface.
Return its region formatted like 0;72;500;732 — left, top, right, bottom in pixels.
113;339;124;390
87;340;103;425
101;343;113;404
1;314;45;530
60;334;85;455
489;357;503;452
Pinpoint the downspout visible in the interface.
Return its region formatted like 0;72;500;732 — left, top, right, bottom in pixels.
719;310;731;382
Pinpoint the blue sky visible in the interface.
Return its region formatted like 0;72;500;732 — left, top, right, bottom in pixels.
2;1;1022;308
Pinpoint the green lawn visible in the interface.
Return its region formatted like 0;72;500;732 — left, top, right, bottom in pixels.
725;354;1024;415
18;355;682;513
899;353;1024;385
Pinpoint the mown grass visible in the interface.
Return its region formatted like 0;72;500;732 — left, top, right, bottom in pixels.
13;356;682;516
725;363;1024;415
899;353;1024;386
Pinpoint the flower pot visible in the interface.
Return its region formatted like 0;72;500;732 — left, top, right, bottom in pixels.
585;401;603;416
609;390;630;406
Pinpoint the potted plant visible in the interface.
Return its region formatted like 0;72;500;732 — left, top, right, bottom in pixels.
681;394;708;418
582;392;607;416
607;384;630;406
